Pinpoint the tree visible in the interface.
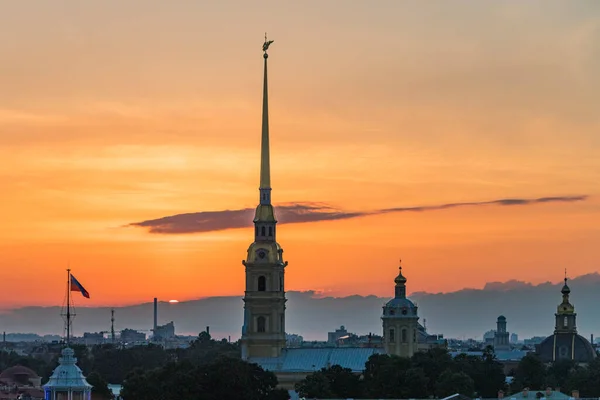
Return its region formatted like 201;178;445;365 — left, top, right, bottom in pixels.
86;371;114;399
295;364;361;399
295;372;334;399
453;347;505;397
411;347;453;394
546;359;577;389
513;354;546;391
436;369;475;398
120;357;287;400
363;354;412;398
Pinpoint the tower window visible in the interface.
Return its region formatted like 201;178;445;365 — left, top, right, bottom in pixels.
258;276;266;292
402;328;407;343
413;329;417;342
268;226;273;236
255;226;258;237
564;316;568;327
279;274;283;291
280;314;285;333
389;328;395;342
261;226;266;236
257;316;266;333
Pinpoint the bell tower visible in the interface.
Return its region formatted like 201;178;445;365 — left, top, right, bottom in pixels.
241;36;288;360
382;261;420;358
555;272;577;334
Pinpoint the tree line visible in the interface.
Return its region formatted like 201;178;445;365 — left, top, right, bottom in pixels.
295;348;600;399
296;347;506;399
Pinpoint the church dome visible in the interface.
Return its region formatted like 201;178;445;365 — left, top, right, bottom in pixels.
43;347;92;391
384;297;417;316
537;333;596;363
0;365;40;384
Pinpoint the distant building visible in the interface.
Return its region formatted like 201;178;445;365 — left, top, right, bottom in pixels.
286;334;303;348
0;365;44;399
327;326;348;345
120;329;145;343
153;322;175;341
536;275;596;363
511;333;519;343
524;336;546;345
82;332;104;346
493;316;510;351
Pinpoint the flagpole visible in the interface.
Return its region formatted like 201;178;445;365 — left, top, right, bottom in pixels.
66;268;71;346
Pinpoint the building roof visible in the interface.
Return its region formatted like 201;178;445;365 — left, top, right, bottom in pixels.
249;347;385;373
43;347;92;390
537;332;596;363
509;390;571;400
0;365;40;381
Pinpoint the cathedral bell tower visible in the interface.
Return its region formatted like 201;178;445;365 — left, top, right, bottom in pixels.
241;36;288;360
555;274;577;333
382;261;419;358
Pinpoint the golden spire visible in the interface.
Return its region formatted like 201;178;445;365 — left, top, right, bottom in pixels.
259;33;274;193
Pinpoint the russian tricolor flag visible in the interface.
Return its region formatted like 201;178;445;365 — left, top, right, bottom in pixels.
70;274;90;299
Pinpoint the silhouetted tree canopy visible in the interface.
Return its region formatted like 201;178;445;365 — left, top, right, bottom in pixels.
120;357;288;400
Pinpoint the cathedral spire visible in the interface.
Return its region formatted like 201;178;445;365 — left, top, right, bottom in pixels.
394;259;407;299
259;34;274;204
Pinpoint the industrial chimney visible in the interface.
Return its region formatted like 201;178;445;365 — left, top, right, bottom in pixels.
153;298;158;332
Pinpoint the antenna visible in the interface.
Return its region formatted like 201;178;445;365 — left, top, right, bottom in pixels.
111;309;115;344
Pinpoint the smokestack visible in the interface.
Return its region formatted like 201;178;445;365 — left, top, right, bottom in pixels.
206;326;210;335
153;298;158;331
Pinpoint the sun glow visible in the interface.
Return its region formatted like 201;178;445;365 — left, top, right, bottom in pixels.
169;300;179;303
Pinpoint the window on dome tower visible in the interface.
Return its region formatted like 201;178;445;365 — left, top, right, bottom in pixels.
402;328;408;343
389;328;395;342
257;316;266;333
258;276;266;291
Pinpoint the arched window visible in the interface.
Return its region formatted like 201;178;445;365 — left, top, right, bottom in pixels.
255;226;259;237
258;276;266;291
261;226;266;236
268;226;273;236
389;328;395;342
279;274;283;291
413;329;417;342
564;316;568;327
257;316;266;333
402;328;408;343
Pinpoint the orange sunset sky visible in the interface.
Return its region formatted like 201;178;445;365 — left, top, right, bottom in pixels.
1;1;599;308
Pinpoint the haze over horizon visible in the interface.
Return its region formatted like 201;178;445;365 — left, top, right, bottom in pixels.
1;0;599;308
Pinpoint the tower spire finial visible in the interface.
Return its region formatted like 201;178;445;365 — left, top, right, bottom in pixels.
259;35;274;203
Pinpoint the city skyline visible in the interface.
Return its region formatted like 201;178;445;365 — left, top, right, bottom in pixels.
1;0;599;307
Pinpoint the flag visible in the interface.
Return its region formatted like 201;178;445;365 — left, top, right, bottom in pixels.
70;274;90;299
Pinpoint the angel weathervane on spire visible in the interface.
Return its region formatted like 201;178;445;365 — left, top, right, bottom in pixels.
263;32;274;53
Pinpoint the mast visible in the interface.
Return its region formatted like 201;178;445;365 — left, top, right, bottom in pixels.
66;268;71;345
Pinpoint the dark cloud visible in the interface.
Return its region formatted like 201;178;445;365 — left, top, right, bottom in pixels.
129;195;588;234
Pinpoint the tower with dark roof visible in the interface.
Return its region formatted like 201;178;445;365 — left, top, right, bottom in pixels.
494;315;510;351
240;36;288;360
536;274;596;363
382;261;420;357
